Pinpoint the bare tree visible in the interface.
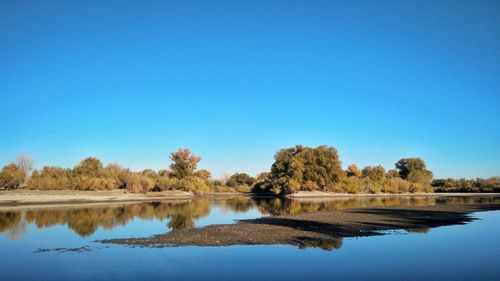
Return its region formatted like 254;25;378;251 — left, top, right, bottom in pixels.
14;154;35;176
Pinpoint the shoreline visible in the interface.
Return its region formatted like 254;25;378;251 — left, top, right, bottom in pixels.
0;189;195;206
0;189;499;207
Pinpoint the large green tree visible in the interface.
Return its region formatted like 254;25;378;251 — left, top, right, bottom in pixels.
395;158;427;179
268;145;344;194
395;158;433;188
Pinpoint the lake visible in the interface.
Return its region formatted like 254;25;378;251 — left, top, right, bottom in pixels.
0;195;499;281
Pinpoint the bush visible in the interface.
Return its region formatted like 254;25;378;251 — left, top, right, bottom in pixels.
383;177;410;193
234;184;252;193
226;173;256;188
0;164;26;189
341;176;363;194
125;173;155;193
28;167;71;190
268;145;344;195
174;177;209;194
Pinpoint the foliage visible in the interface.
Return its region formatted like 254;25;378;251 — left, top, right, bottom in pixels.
431;177;500;193
226;173;256;188
194;169;211;180
361;165;385;181
73;157;104;177
169;149;201;179
264;145;344;195
0;164;26;189
1;146;446;195
346;164;362;177
395;158;428;180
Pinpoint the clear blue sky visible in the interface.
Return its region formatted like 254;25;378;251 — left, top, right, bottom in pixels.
1;0;499;179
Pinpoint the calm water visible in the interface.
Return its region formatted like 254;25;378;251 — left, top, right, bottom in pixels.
0;196;499;281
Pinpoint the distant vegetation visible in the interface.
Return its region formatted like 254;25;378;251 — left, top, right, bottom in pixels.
252;145;434;195
0;145;498;194
431;177;500;193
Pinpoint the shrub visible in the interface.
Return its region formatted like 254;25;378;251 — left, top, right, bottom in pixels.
125;173;155;193
383;177;410;193
268;145;344;194
0;164;26;189
226;173;256;188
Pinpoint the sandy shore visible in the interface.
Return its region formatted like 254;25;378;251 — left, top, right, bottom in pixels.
0;189;194;206
100;201;500;249
1;189;498;206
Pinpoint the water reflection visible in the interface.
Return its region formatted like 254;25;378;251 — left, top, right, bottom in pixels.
0;195;499;240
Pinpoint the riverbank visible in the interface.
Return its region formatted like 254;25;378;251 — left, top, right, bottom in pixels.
0;189;194;206
100;200;500;248
1;189;499;206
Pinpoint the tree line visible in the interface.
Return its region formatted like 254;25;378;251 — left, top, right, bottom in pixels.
0;145;497;194
431;177;500;193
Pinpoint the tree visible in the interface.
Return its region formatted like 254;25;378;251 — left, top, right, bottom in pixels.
169;149;201;179
226;173;256;187
267;145;344;194
346;164;362;177
14;154;35;176
194;169;211;180
361;165;385;181
395;158;427;180
0;164;26;189
407;169;433;185
74;157;103;177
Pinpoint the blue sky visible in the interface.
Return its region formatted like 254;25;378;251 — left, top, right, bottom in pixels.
1;0;499;178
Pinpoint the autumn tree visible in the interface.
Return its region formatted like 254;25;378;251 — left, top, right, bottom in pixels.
169;149;201;179
361;165;385;181
346;164;362;177
194;169;211;180
0;164;26;189
74;157;103;177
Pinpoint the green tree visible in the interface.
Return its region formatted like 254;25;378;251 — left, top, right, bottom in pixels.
395;158;427;180
169;149;201;179
226;173;256;187
267;145;344;194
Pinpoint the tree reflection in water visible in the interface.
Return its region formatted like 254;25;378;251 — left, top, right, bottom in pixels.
0;195;498;240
